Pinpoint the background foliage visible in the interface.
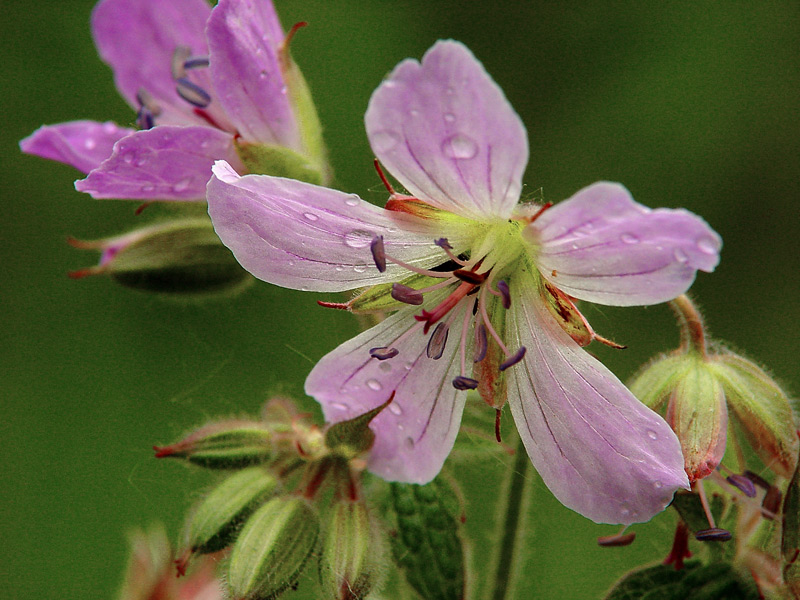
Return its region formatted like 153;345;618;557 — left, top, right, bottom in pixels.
3;1;799;598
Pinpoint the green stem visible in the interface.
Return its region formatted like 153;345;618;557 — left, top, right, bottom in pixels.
488;434;530;600
669;294;708;357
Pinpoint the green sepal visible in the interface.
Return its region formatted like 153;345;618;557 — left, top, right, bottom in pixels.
348;274;440;315
783;460;800;595
235;139;324;185
388;480;465;600
629;353;695;411
324;395;394;458
671;491;727;535
183;466;279;556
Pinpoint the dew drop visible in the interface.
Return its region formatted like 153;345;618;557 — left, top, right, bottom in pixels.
102;122;117;134
371;130;401;153
122;152;134;164
330;402;348;411
383;81;398;90
366;378;382;391
443;113;456;123
287;260;295;267
379;362;392;373
620;503;631;517
84;138;97;150
173;178;191;193
620;233;639;244
696;236;719;255
653;480;663;489
404;361;414;371
334;266;344;272
344;194;360;207
673;248;689;263
646;429;658;440
303;212;319;221
410;109;420;117
353;265;367;273
404;436;415;450
142;184;155;193
441;133;478;160
343;229;374;248
389;403;403;416
280;85;288;95
135;157;147;167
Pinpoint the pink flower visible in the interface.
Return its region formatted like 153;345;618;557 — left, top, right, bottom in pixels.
206;41;722;524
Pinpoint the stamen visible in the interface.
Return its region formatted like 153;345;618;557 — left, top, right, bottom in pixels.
184;57;210;70
499;347;526;371
695;528;732;542
452;376;479;391
317;300;350;310
380;252;452;279
695;479;717;529
391;284;424;305
473;324;487;363
453;269;487;285
434;238;452;250
373;159;396;195
726;474;757;498
136;107;155;130
743;470;771;490
763;486;782;517
597;529;636;547
171;46;191;79
525;201;553;224
176;78;211;108
415;281;476;333
459;302;472;377
426;323;449;359
370;347;398;360
496;280;511;309
370;236;386;272
495;409;502;443
478;285;511;356
135;88;161;130
436;238;469;267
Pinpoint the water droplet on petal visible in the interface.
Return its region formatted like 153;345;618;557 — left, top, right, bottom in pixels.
122;152;134;164
366;378;382;391
383;81;398;90
620;503;631;517
653;480;663;489
135;157;147;167
303;212;318;221
379;362;392;373
389;403;403;416
343;230;374;248
173;178;191;193
142;184;155;193
696;236;719;255
330;402;348;411
404;361;414;371
646;429;658;440
353;265;367;273
102;122;116;134
404;436;415;450
443;113;456;123
84;138;97;150
673;248;689;263
441;133;478;160
334;266;344;272
371;130;401;153
620;233;639;244
344;194;360;207
409;109;419;117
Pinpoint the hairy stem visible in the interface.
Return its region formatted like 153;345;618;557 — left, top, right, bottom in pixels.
669;294;707;357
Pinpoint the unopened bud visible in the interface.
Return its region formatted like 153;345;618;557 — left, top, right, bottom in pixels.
154;419;274;469
228;496;319;600
182;467;279;559
319;501;384;600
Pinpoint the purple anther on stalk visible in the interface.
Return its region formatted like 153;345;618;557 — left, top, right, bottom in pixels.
370;235;386;272
473;324;487;363
694;528;732;542
452;376;479;391
184;57;210;70
171;46;192;79
176;78;212;108
726;474;756;498
136;107;155;130
499;346;526;371
497;280;511;309
426;322;449;360
369;346;399;360
743;470;771;490
434;238;452;250
391;283;424;305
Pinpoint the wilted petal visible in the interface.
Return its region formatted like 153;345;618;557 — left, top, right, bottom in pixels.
207;161;472;292
530;182;721;306
91;0;214;125
365;40;527;220
76;126;243;201
207;0;299;148
505;276;689;524
20;120;135;174
305;298;469;483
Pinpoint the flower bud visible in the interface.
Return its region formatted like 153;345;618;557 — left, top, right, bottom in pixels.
319;501;385;600
69;218;251;298
154;419;275;469
182;467;279;558
228;496;319;600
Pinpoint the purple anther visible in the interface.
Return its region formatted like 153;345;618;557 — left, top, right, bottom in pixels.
763;486;782;516
743;470;771;490
452;376;479;390
726;474;757;498
370;235;386;272
453;269;486;285
391;284;424;305
136;107;155;130
499;346;526;371
473;324;487;363
434;238;453;250
426;322;449;360
184;57;210;70
370;346;399;360
171;46;192;80
497;280;511;309
694;528;732;542
176;78;212;108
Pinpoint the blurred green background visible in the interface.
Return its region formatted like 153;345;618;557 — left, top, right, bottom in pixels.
3;1;799;598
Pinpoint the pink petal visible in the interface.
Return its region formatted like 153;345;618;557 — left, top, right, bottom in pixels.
530;182;721;306
207;0;299;148
305;301;469;483
91;0;216;126
505;276;689;524
207;161;470;292
20;121;134;174
76;127;243;200
365;40;528;220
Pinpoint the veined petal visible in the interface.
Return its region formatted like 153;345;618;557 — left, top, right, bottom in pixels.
207;161;473;292
505;275;689;525
365;40;528;220
20;121;134;174
305;299;469;483
91;0;214;126
76;126;243;200
530;182;721;306
207;0;299;148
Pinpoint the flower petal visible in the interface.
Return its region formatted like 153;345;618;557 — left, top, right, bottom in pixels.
505;276;689;524
20;121;134;174
530;182;721;306
207;0;299;148
91;0;215;126
76;126;243;200
305;300;469;483
365;40;528;220
207;161;472;292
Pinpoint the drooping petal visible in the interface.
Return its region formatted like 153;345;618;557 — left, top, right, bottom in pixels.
91;0;215;126
76;127;243;200
206;0;299;148
305;298;470;483
20;121;135;174
365;40;528;220
207;161;474;292
529;182;721;306
505;275;689;525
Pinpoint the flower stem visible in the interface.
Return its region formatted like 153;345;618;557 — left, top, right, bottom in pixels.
487;433;531;600
669;294;707;357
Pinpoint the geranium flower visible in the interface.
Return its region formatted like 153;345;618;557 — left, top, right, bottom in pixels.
21;0;327;200
206;41;722;524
